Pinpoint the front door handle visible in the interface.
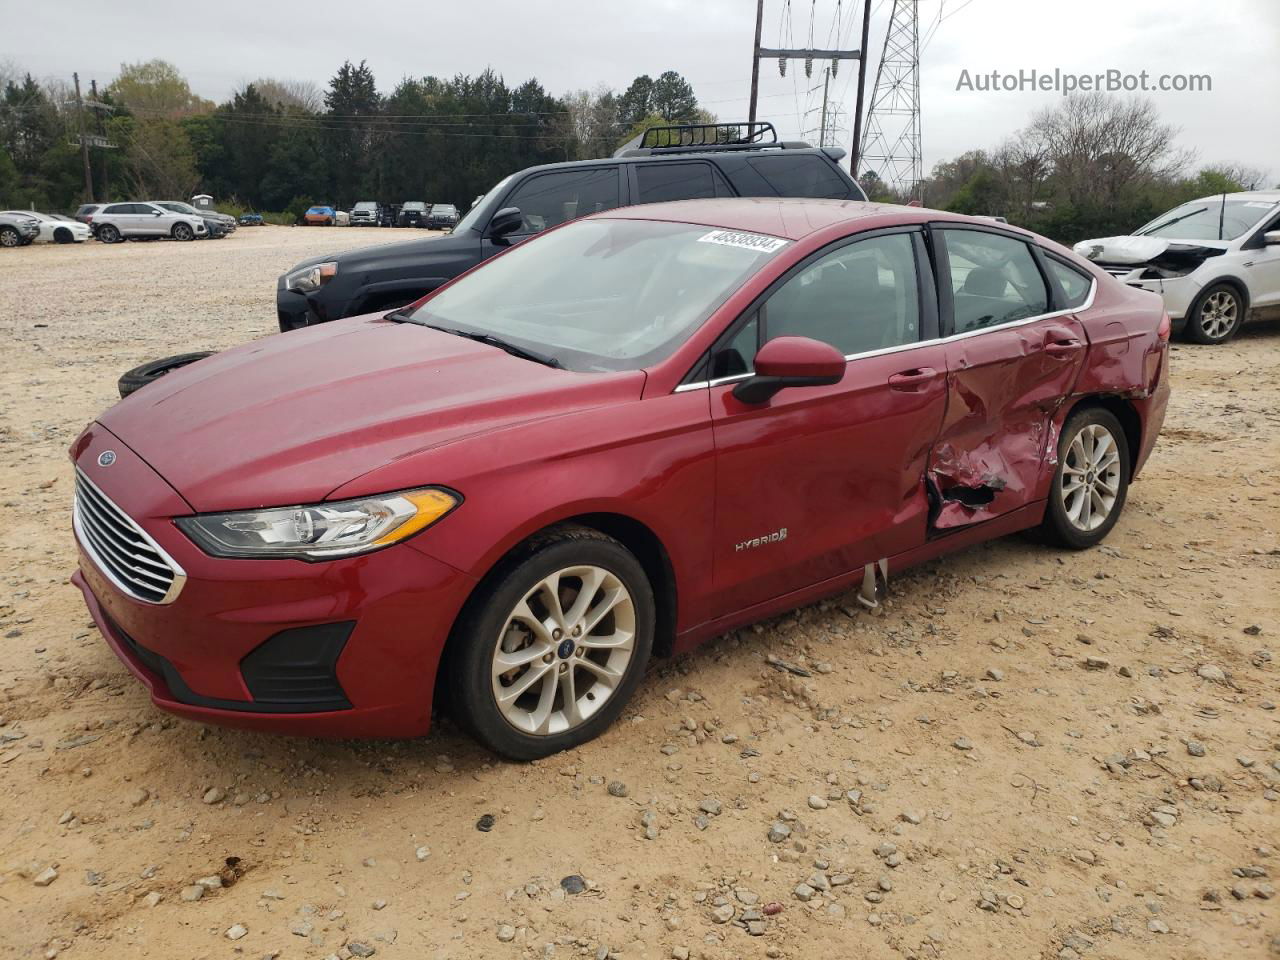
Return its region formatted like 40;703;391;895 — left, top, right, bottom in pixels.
888;366;938;391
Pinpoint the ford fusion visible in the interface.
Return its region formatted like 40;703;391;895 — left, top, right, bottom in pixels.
70;198;1170;760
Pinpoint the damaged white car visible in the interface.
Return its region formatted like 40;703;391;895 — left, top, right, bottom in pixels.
1075;191;1280;344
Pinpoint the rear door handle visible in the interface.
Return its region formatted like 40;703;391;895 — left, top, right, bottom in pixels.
1044;328;1082;356
888;366;938;391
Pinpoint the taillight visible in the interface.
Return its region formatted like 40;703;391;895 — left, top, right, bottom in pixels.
1157;311;1171;343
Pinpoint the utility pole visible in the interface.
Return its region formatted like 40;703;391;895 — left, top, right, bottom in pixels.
850;0;872;177
819;67;831;147
73;72;94;202
748;0;765;125
860;0;923;200
90;79;108;200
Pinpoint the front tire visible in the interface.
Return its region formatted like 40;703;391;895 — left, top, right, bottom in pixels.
172;223;194;241
1040;406;1130;549
448;527;655;760
0;226;19;248
1185;283;1244;344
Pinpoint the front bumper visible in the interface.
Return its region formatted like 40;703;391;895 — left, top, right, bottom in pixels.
70;425;476;738
276;275;349;331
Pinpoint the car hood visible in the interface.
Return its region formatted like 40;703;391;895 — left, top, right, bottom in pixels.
98;316;645;513
1074;235;1229;264
284;231;472;276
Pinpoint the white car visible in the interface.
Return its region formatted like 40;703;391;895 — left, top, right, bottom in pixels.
1075;190;1280;344
0;210;91;244
92;201;208;243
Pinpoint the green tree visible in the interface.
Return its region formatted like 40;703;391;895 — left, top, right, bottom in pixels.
108;60;212;116
324;60;381;203
617;75;654;128
650;71;698;122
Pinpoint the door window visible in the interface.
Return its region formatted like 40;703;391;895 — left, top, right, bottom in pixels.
635;162;717;203
501;168;620;235
712;233;921;374
941;230;1048;333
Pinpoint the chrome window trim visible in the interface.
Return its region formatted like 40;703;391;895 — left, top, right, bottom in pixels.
673;275;1096;392
73;468;187;605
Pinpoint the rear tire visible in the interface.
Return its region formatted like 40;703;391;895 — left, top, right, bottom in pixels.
97;224;121;244
172;223;194;241
1039;406;1131;549
1185;283;1244;344
447;527;655;760
118;352;216;398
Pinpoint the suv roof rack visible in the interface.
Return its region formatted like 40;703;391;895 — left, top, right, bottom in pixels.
613;121;812;157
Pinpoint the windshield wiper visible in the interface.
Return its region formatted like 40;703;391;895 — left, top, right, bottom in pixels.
383;311;561;368
1138;206;1207;237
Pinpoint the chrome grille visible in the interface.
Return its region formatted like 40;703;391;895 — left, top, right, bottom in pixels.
74;469;185;604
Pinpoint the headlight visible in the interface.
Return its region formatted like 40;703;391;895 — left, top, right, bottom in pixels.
286;261;338;293
176;488;459;560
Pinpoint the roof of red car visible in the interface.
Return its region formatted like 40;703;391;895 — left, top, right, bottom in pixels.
597;197;946;241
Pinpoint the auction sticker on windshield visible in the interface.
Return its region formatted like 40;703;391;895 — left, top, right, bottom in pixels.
698;229;790;253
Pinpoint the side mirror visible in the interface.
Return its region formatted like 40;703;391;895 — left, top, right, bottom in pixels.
732;336;846;405
487;206;524;239
152;210;162;216
1264;230;1280;245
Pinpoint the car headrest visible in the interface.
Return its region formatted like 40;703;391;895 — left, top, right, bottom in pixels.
962;266;1008;298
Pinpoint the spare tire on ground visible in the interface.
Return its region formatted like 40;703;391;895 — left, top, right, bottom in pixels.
118;352;216;398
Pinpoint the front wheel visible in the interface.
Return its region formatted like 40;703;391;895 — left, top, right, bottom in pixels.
0;226;19;248
1185;283;1244;344
448;527;655;760
172;223;194;241
1040;406;1131;549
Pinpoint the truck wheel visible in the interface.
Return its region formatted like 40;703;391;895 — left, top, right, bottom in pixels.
447;526;655;760
118;352;216;398
1185;283;1244;344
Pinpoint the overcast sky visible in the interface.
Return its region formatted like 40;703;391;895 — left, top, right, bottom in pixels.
3;0;1276;182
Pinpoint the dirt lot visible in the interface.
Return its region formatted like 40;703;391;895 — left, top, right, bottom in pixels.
1;227;1277;960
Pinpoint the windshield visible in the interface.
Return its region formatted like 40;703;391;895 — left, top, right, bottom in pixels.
354;202;377;211
160;202;198;214
1136;198;1275;241
454;174;512;233
403;202;426;211
433;205;457;215
406;218;788;372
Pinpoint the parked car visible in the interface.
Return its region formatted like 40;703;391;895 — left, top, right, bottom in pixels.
398;201;429;227
238;212;265;226
1075;190;1280;344
304;205;338;226
0;210;91;243
379;203;401;227
0;212;40;247
155;201;236;235
74;204;103;230
349;201;380;226
83;202;208;243
74;197;1169;758
426;203;459;230
277;121;870;330
335;209;351;226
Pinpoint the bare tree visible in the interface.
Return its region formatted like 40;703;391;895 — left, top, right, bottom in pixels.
1025;93;1192;209
559;86;620;159
250;77;324;113
1200;162;1270;191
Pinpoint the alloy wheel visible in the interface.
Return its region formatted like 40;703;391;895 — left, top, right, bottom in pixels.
0;228;19;247
1060;422;1122;532
174;224;193;241
1198;290;1238;340
491;564;636;736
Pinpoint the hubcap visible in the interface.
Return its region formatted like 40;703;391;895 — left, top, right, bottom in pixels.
1060;423;1121;532
1199;291;1237;339
491;565;635;736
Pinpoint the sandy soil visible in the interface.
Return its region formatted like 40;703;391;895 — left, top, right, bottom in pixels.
1;227;1277;960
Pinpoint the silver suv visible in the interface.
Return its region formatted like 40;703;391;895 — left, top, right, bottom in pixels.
93;202;208;243
0;212;40;247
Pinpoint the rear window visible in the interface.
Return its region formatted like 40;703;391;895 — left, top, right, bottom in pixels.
746;154;852;200
102;204;129;214
635;162;718;204
1045;257;1093;309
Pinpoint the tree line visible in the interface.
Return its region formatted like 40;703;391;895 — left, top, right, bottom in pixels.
0;59;705;220
860;92;1273;243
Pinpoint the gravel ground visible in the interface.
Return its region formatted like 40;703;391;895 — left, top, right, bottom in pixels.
1;227;1278;960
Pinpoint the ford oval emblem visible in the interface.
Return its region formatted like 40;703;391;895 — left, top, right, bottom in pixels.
97;450;116;467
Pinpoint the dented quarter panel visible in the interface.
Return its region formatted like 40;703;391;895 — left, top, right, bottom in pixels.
930;315;1087;529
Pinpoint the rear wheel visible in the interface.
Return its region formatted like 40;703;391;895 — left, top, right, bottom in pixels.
0;226;19;248
1185;283;1244;344
97;223;121;243
1039;406;1131;549
172;223;194;241
448;527;655;760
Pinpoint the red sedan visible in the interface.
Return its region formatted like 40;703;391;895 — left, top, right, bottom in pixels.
69;199;1170;759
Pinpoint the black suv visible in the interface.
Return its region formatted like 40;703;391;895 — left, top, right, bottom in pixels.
277;122;868;332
